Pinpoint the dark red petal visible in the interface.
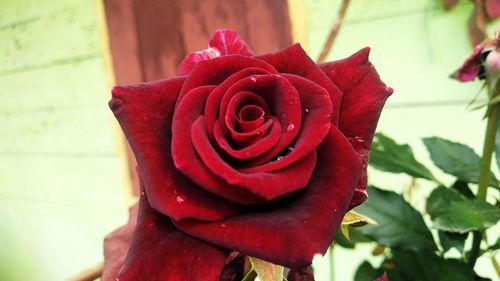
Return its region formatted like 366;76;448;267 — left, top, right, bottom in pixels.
214;118;281;160
179;56;276;108
178;29;254;75
287;266;315;281
109;78;240;220
117;182;232;281
220;74;302;165
171;85;265;205
192;117;317;201
175;126;362;268
102;204;138;281
450;45;484;82
320;48;392;207
258;44;342;125
241;74;332;173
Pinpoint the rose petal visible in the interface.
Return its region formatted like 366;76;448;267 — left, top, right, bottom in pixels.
102;204;138;281
219;74;302;162
179;56;276;108
214;118;281;160
320;48;392;207
109;78;241;220
175;125;362;268
486;0;500;20
241;74;332;173
258;44;342;125
450;45;484;82
178;29;254;75
172;85;266;205
192;117;317;201
117;181;232;281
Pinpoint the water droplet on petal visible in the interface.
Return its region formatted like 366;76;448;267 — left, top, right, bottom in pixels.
287;146;294;152
276;156;284;161
140;191;145;196
221;224;227;228
286;124;295;132
250;77;257;82
304;108;310;113
176;196;185;203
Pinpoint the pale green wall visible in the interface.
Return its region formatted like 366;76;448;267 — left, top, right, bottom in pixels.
303;0;499;280
0;0;128;280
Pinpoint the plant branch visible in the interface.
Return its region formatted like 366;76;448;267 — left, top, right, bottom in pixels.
68;262;103;281
468;79;500;266
316;0;351;63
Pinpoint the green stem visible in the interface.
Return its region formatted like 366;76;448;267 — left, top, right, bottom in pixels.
468;80;500;266
329;245;334;281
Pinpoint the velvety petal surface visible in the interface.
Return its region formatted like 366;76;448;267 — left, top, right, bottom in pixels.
175;125;362;268
178;29;254;75
320;48;393;207
109;78;241;220
258;44;342;124
117;181;232;281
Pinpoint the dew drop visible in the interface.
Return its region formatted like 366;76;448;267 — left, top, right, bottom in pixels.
221;224;227;228
176;196;185;203
276;156;284;161
304;108;310;113
287;146;294;152
140;191;145;196
286;124;295;132
250;77;257;82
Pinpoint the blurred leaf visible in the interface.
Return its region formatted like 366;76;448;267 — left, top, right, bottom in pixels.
495;117;500;175
370;133;436;181
488;237;500;251
392;250;475;281
438;231;468;254
451;180;475;199
340;224;350;240
423;137;499;188
427;187;500;233
248;257;283;281
342;210;378;227
354;261;380;281
355;186;437;251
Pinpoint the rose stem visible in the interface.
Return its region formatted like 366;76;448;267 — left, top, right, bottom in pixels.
468;79;500;266
316;0;351;63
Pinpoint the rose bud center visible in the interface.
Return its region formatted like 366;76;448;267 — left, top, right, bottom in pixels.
236;104;266;132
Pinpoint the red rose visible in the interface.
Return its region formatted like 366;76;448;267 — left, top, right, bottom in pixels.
109;29;392;280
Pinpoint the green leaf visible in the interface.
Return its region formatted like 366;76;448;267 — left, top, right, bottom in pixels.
451;180;475;199
423;137;499;188
355;186;437;251
427;187;500;233
392;250;475;281
370;133;436;181
438;231;468;254
248;257;284;281
354;261;380;281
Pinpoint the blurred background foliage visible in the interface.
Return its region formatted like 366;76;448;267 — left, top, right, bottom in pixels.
0;0;498;280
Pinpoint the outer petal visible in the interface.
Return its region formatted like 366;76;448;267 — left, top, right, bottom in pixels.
258;44;342;125
117;180;232;281
450;45;484;82
109;78;241;221
175;126;362;268
320;48;393;207
287;266;315;281
178;29;254;75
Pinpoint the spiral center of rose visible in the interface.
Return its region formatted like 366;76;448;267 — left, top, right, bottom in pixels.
236;104;265;133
